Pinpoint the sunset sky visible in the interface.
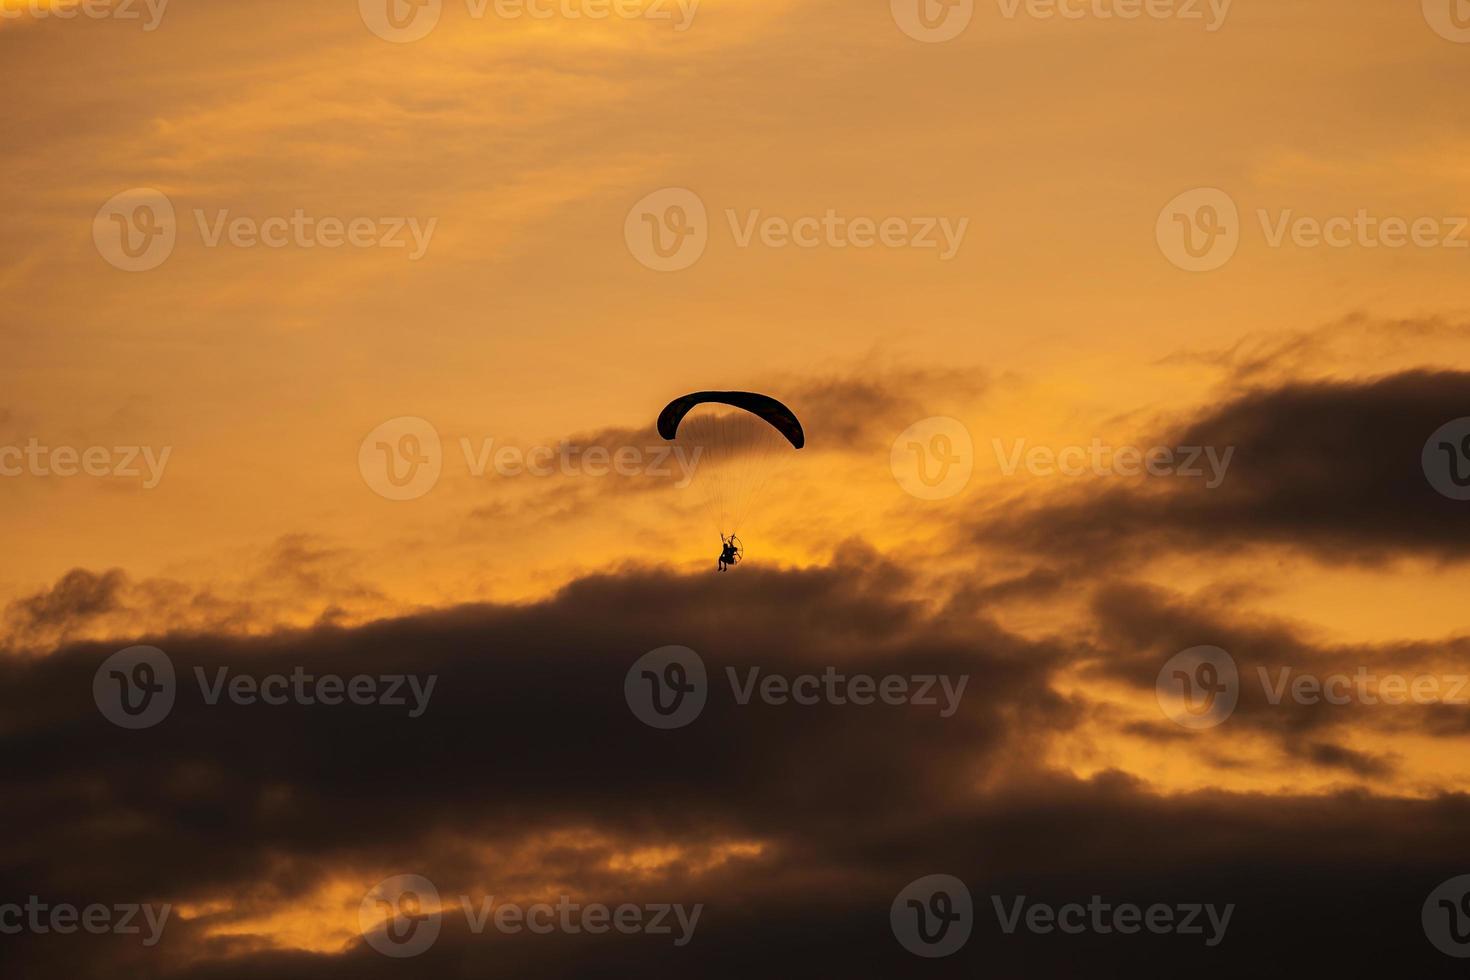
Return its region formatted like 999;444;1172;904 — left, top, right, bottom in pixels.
5;0;1470;975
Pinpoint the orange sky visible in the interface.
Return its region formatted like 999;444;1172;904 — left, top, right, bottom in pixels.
5;1;1470;967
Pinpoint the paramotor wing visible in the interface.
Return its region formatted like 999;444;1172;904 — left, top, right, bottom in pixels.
657;391;804;449
657;391;804;537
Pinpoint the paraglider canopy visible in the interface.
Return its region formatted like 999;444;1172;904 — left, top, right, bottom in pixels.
656;390;804;540
657;391;805;449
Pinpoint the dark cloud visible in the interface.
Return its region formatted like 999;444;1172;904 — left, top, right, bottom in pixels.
7;548;1470;977
0;538;390;655
0;547;1064;974
9;359;1470;976
975;369;1470;565
5;568;127;633
1160;314;1470;384
1057;577;1470;798
1292;740;1397;779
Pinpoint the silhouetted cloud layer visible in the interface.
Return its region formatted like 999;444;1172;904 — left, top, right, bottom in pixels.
976;370;1470;564
6;542;1470;977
